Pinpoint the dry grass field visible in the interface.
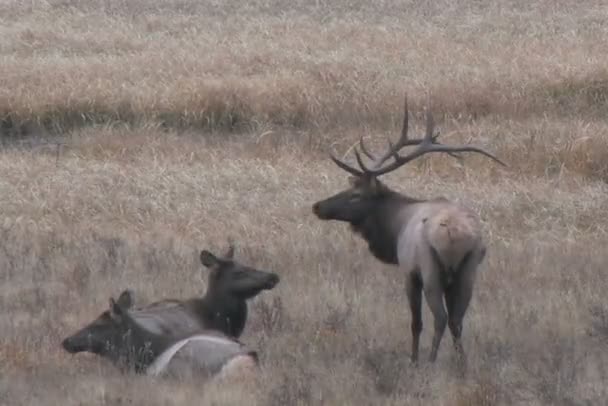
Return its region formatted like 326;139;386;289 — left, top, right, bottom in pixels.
1;0;608;405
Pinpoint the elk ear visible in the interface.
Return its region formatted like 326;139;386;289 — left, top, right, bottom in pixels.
348;176;359;187
117;289;134;309
108;298;123;322
223;245;235;260
200;250;220;268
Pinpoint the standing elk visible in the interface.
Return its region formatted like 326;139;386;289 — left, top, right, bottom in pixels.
127;242;280;340
61;290;259;381
312;95;506;364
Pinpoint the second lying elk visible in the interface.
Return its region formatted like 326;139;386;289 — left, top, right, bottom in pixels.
62;290;259;382
312;96;506;364
131;243;280;340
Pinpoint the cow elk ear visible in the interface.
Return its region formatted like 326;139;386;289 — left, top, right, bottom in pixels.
109;298;123;322
200;250;220;268
223;243;235;260
117;289;134;309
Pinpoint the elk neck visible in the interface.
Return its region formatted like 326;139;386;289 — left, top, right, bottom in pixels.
351;190;422;265
112;318;169;373
193;293;248;338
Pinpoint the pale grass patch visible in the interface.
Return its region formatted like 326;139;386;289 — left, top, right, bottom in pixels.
1;0;607;133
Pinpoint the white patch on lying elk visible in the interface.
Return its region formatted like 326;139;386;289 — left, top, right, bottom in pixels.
312;93;505;366
147;333;258;382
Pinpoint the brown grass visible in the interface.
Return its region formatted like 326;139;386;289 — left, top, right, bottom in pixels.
1;1;608;405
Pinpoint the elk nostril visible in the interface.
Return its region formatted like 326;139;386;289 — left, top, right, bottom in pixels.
312;203;322;215
268;274;280;287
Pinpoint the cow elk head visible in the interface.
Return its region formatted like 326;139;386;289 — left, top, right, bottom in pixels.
200;241;280;300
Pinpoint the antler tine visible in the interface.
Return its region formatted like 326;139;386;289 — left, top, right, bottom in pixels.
354;147;372;173
364;141;507;177
425;144;507;166
358;137;377;161
328;94;500;177
329;150;364;177
368;93;413;169
360;94;458;171
424;107;435;142
370;93;460;168
387;93;413;154
423;110;464;161
360;101;507;176
400;94;409;140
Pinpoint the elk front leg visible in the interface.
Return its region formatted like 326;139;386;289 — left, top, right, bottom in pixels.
405;272;423;364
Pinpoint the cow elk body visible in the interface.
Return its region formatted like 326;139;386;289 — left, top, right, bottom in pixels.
130;243;280;340
312;95;506;365
61;290;260;382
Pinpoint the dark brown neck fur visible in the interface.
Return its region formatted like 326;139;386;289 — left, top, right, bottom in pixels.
351;190;422;265
186;294;247;338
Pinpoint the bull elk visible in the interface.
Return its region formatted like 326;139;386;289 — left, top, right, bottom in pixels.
126;242;279;340
61;290;259;381
312;95;506;364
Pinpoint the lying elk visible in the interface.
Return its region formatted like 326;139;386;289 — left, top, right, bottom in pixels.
130;242;280;339
61;289;259;381
312;96;506;364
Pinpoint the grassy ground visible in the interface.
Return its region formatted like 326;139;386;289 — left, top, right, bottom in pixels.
1;1;608;405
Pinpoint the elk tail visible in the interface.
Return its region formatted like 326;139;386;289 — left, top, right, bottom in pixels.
429;245;449;274
428;245;474;274
429;245;474;285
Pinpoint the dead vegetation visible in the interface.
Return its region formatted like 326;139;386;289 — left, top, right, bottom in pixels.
1;0;608;405
1;0;608;132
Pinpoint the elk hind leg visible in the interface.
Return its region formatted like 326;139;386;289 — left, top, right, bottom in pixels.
423;278;448;363
405;272;423;364
445;251;477;364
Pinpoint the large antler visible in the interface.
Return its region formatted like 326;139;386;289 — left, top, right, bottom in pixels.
359;95;445;169
330;94;507;177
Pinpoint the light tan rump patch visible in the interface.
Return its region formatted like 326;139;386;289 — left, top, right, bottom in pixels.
425;205;481;268
213;354;259;385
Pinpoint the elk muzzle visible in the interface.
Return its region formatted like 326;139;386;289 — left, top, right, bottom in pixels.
312;191;357;221
61;335;87;353
263;273;280;290
312;201;331;219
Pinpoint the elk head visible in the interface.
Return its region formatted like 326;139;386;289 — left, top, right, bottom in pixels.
61;290;135;356
200;242;280;300
312;94;507;224
62;289;170;372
